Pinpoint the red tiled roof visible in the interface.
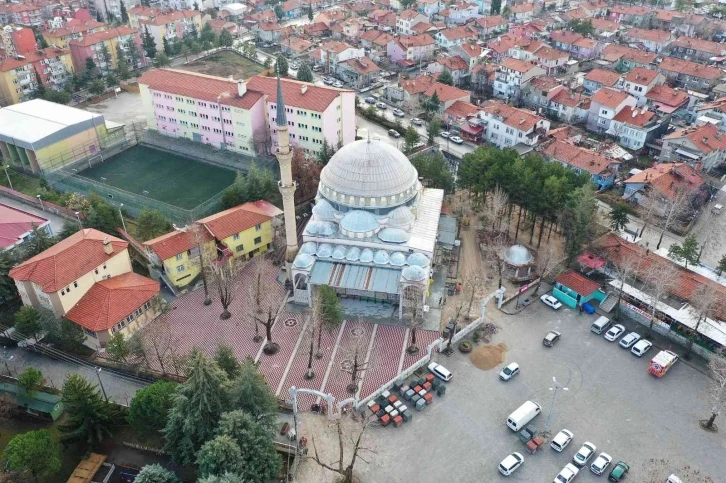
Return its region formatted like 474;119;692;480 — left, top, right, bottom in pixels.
399;9;422;20
423;81;469;102
623;67;660;85
664;124;726;154
585;68;621;87
45;19;106;38
601;44;657;65
439;56;468;71
9;229;128;293
536;46;568;61
555;269;600;296
591;18;619;33
239;200;283;218
645;84;688;108
65;272;159;332
0;47;70;72
445;100;477;119
670;36;726;56
197;204;273;240
624;27;671;44
531;76;562;91
592;87;631;109
625;163;704;200
141;9;199;26
458;42;481;58
609;5;652;16
372;32;394;46
247;75;348;113
0;204;49;250
281;37;312;53
339;56;380;74
510;3;536;13
573;37;597;49
144;227;210;261
439;25;476;41
320;40;355;54
550;89;587;108
480;101;542;132
658;56;723;80
474;15;507;29
410;21;434;34
360;29;381;42
612;105;655;127
400;75;435;95
396;33;436;48
542;139;614;175
550;30;583;45
68;26;137;47
138;69;264;110
501;57;538;73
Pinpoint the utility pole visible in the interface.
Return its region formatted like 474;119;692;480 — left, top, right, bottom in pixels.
544;376;568;437
96;368;109;402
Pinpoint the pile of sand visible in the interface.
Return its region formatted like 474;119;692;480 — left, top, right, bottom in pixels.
470;343;508;370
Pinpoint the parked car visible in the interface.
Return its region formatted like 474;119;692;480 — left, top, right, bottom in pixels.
604;324;625;341
392;108;405;117
573;442;597;467
608;461;630;482
499;362;520;381
591;453;613;475
365;96;376;104
540;294;563;310
619;332;641;349
376;101;387;109
411;117;423;125
543;330;561;347
312;64;323;72
323;77;334;85
428;362;452;381
440;131;450;138
499;452;524;476
550;429;574;452
333;81;343;88
631;339;652;357
554;463;580;483
450;135;464;144
388;129;401;138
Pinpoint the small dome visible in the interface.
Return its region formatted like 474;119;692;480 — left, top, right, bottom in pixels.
505;245;534;266
332;245;347;260
390;252;406;266
306;221;337;237
373;250;390;265
312;199;338;220
340;210;379;233
402;265;427;282
407;253;430;267
386;206;415;228
378;228;410;243
293;253;314;269
316;243;333;258
346;246;361;261
360;248;374;263
300;242;318;255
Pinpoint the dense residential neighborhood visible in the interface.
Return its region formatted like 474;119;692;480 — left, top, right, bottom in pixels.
1;0;726;482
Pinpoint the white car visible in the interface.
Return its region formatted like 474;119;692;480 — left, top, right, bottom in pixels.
550;429;574;452
573;442;596;467
631;339;653;357
323;77;334;85
590;452;613;475
450;135;464;144
428;362;452;381
619;332;641;349
364;97;376;104
499;362;520;381
554;463;580;483
411;117;423;126
499;452;524;476
392;108;405;117
604;324;625;341
540;294;563;310
376;101;387;109
333;81;343;88
440;131;450;139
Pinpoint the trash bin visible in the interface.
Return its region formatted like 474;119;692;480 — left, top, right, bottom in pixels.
402;410;413;422
436;385;446;396
415;398;426;411
405;389;415;401
411;394;421;405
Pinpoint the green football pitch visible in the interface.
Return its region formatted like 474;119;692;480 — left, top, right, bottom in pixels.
80;146;235;209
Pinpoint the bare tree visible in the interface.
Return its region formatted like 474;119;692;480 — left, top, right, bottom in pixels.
642;261;679;337
401;284;425;354
311;414;377;483
253;308;279;355
303;314;316;380
482;232;509;290
686;284;722;360
129;318;173;375
481;185;509;235
251;123;272;155
0;393;15;422
637;458;714;483
702;350;726;431
460;272;482;321
342;331;369;394
190;222;212;306
605;249;642;322
247;267;266;342
653;184;698;250
694;208;722;263
208;259;241;320
532;245;559;296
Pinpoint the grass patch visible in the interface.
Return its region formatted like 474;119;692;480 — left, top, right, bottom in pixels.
180;50;266;79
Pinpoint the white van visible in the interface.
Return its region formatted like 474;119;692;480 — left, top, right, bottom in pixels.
591;316;611;335
506;401;542;431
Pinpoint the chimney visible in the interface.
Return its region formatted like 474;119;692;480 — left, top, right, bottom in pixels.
103;237;113;255
632;109;637;118
237;79;247;97
703;136;708;143
301;84;308;94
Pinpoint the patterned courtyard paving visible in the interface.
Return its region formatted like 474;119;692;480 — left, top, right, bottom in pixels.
150;258;440;405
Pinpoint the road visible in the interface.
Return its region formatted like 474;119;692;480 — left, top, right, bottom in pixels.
0;194;68;237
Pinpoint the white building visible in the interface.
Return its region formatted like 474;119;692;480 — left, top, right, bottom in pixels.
493;57;546;101
587;87;637;135
478;100;550;149
622;67;665;107
397;10;429;35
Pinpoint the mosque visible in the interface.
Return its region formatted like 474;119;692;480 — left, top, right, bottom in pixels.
289;138;445;318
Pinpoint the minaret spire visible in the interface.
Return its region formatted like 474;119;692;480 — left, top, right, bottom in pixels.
274;66;298;284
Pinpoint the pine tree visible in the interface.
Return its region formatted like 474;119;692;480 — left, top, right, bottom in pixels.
59;374;119;449
307;4;313;21
85;56;97;74
142;26;157;59
276;54;288;76
126;39;142;68
20;225;55;260
296;62;313;82
490;0;501;14
115;44;131;80
162;36;172;56
437;69;454;86
120;0;129;23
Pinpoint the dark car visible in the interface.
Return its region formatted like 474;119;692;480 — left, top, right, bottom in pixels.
608;461;630;482
388;129;401;138
543;330;561;347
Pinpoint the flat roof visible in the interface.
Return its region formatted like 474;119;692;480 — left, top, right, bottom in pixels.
409;188;444;255
310;261;402;294
0;99;104;151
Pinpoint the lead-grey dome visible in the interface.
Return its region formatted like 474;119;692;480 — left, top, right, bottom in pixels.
319;140;419;205
293;253;314;269
312;199;338;221
360;248;374;263
402;265;427;282
300;242;317;255
505;245;534;266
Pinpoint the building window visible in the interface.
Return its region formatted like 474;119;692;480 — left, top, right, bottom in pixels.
254;236;262;244
236;245;245;252
233;233;240;241
61;290;65;296
176;253;183;261
177;265;185;273
255;224;262;231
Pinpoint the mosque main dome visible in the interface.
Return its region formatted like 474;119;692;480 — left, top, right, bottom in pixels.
319;140;419;207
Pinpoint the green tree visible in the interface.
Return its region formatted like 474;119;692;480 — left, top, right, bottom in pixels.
106;331;130;363
85;56;97;74
561;183;598;266
96;10;103;22
127;38;142;68
142;26;157;59
427;118;440;146
221;163;281;209
0;251;18;301
423;90;440;116
19;224;55;260
153;52;171;67
608;203;631;232
120;0;129;23
59;374;118;448
490;0;501;14
105;72;118;87
44;88;72;104
307;4;313;20
197;434;244;478
403;126;420;152
318;284;343;335
34;71;46;99
193;1;199;9
89;78;105;95
14;307;43;340
214;344;241;380
276;54;289;76
162;36;172;56
501;5;511;18
437;69;454;86
674;0;686;11
128;381;178;435
33;27;49;49
115;44;130;80
218;29;234;47
200;23;216;44
17;367;44;396
84;198;121;233
717;254;726;277
136;208;172;241
410;152;454;193
318;139;334;165
163;352;228;466
228;358;278;425
668;233;700;270
198;473;246;483
134;464;179;483
274;3;284;19
57;318;86;352
296;62;313;82
2;429;61;482
190;41;202;56
401;0;415;7
568;19;594;36
98;43;112;75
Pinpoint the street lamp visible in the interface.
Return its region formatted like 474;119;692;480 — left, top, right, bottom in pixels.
3;165;13;191
74;211;82;228
36;194;45;211
2;347;14;376
544;376;568;436
118;203;127;233
96;368;109;402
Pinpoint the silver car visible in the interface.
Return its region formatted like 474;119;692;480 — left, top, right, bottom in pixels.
619;332;641;349
573;442;596;467
590;452;612;475
550;429;574;452
604;324;625;341
499;362;520;381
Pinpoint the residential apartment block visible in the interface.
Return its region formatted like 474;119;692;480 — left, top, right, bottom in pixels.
69;27;144;76
387;34;436;66
128;7;203;52
89;0;141;22
541;139;619;190
478;101;550;150
42;19;108;49
587;87;637;135
660;123;726;172
138;68;356;156
493;58;545;102
0;47;74;105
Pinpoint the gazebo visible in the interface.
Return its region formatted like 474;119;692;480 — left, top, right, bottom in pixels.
504;245;536;282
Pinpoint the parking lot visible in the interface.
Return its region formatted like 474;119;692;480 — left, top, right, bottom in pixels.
354;300;723;482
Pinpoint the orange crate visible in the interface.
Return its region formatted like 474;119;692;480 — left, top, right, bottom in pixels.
423;382;432;391
388;395;398;404
423;393;434;405
393;415;403;427
380;414;391;426
426;374;435;383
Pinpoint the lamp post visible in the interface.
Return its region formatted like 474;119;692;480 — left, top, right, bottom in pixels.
36;194;45;211
3;165;13;191
118;203;127;233
1;347;13;376
96;367;109;402
74;211;82;228
544;376;568;437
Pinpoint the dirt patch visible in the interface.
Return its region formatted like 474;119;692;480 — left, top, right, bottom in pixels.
469;343;507;370
178;51;266;79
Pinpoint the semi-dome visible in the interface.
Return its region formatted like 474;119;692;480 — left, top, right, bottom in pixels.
359;248;374;263
293;253;314;269
373;250;390;264
505;245;534;266
316;243;333;258
332;245;347;260
390;252;406;266
402;265;427;282
312;199;338;220
386;206;415;228
346;246;361;261
300;242;318;255
407;252;430;267
340;210;379;233
319;139;419;206
306;221;336;237
378;227;410;243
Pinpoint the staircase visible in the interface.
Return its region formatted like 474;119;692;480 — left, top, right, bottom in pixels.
599;293;618;313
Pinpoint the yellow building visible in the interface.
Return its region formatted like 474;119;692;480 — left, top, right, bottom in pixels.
0;99;113;174
0;47;74;105
9;229;161;348
144;201;283;289
42;19;108;49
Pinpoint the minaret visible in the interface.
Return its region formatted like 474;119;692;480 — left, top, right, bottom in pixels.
275;70;299;281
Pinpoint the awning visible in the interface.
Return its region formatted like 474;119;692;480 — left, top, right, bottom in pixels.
675;148;700;160
653;102;678;114
460;123;483;135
